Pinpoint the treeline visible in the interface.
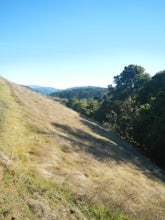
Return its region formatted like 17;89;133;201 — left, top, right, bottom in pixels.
51;87;107;99
66;65;165;168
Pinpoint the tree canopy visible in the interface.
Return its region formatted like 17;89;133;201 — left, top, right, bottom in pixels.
58;65;165;168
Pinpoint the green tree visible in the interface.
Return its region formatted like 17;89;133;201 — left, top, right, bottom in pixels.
102;65;150;140
132;71;165;167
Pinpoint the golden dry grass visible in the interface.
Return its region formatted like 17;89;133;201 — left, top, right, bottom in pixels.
0;77;165;219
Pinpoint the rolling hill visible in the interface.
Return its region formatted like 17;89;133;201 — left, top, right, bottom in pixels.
51;86;107;99
27;85;61;95
0;77;165;220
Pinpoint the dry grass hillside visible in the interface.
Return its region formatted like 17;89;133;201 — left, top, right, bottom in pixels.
0;77;165;220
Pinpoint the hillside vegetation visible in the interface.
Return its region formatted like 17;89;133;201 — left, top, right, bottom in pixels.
62;65;165;168
0;77;165;220
51;87;107;99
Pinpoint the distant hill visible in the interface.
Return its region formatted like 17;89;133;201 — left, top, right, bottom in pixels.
64;85;105;91
0;77;165;220
51;86;108;99
27;85;61;94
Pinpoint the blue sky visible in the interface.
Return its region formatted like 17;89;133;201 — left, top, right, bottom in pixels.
0;0;165;88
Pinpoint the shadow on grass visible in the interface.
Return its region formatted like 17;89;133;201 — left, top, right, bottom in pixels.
51;119;165;183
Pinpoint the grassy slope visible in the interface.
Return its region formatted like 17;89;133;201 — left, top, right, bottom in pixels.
0;77;165;220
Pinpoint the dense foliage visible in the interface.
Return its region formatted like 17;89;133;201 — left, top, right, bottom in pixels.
67;97;101;118
64;65;165;168
51;87;107;99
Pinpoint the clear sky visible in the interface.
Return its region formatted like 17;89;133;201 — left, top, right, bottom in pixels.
0;0;165;89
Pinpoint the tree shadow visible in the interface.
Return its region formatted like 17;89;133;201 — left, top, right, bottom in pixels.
51;120;165;183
